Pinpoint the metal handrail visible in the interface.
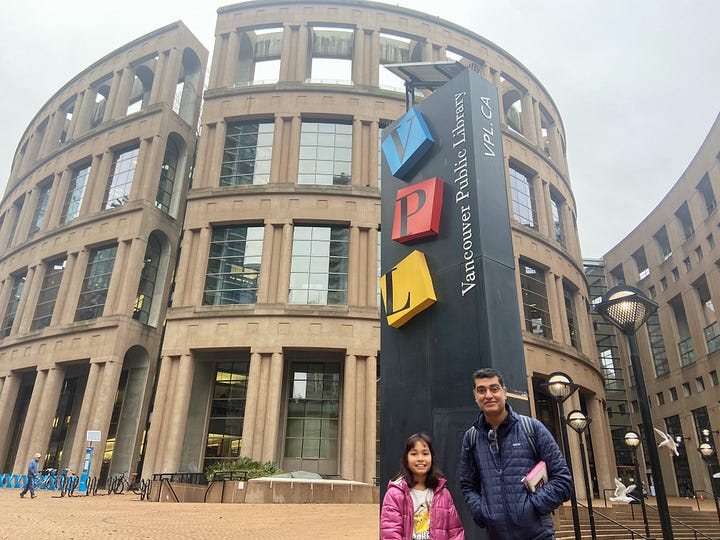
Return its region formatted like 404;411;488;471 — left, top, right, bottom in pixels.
575;500;651;539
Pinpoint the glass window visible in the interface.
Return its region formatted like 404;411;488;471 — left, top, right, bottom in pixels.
204;226;264;305
710;370;719;386
220;122;274;186
289;225;349;305
705;322;720;354
519;261;552;339
682;382;691;397
632;247;650;280
696;377;706;392
509;165;537;229
284;361;340;460
656;392;665;406
0;273;26;337
563;282;579;348
671;267;680;282
707;233;715;250
155;138;180;213
679;337;695;366
549;190;564;246
298;122;352;185
697;173;716;214
61;164;90;223
31;258;66;331
675;202;694;240
660;277;668;291
29;181;52;238
75;245;117;321
654;226;672;260
669;387;678;401
103;146;139;209
646;312;669;376
133;234;162;325
204;361;249;468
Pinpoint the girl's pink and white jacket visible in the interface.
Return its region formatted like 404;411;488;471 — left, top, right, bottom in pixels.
380;476;465;540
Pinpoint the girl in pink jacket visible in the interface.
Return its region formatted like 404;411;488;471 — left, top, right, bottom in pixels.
380;433;465;540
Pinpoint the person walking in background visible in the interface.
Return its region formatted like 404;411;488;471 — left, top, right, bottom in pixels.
19;453;42;499
459;368;573;540
381;432;464;540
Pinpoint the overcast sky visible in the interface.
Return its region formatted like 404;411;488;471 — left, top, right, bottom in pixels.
2;0;719;258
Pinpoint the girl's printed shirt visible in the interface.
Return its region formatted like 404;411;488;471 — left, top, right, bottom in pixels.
411;488;433;540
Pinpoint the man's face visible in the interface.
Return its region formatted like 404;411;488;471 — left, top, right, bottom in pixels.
473;375;507;416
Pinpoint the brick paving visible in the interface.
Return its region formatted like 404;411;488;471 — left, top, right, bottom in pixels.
0;489;379;539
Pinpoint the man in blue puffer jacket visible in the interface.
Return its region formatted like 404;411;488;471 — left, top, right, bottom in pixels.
459;368;573;540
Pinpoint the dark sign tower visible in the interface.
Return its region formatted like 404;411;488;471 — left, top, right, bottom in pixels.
380;68;529;538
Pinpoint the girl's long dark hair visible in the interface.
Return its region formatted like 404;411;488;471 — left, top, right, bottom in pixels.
398;432;444;489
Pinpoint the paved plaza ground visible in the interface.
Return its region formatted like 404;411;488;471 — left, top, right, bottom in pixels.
0;489;379;539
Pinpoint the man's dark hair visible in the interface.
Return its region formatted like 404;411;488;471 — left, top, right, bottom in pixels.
399;432;444;489
471;367;505;389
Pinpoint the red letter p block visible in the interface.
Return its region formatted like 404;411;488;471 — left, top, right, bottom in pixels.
392;177;444;243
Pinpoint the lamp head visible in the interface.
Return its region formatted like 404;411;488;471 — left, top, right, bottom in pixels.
699;442;715;458
542;372;578;403
625;431;641;449
594;285;658;334
566;409;590;434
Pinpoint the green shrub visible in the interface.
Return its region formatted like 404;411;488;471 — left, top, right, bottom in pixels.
205;457;282;481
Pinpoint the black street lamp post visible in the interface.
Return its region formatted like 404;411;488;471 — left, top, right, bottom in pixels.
595;285;674;540
542;372;581;540
698;429;720;525
566;410;597;540
625;430;651;538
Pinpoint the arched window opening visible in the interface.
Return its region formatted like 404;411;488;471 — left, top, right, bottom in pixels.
174;48;202;124
503;90;523;135
91;83;111;129
126;63;155;116
133;233;162;325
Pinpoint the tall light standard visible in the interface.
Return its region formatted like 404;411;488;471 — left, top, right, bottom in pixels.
542;372;581;540
566;409;597;540
698;429;720;524
595;285;674;540
625;430;651;538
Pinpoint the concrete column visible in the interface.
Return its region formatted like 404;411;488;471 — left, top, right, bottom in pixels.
555;275;570;345
39;112;61;157
72;89;94;137
50;253;76;326
103;70;124;123
17;264;44;334
141;356;174;477
163;47;183;105
170;229;194;307
61;250;88;323
189;227;211;306
545;271;563;341
82;152;111;214
149;50;170;104
540;179;553;240
115;237;148;317
520;92;537;144
351;119;363;187
13;369;47;472
139;135;165;202
28;366;65;459
348;226;360;306
110;67;135;120
14;188;37;243
532;98;543;146
0;202;19;250
275;223;293;303
367;227;379;307
256;224;274;304
45;169;70;228
0;374;21;467
261;352;284;463
208;34;227;89
205;121;225;189
224;31;241;88
87;358;123;479
102;240;129;316
162;354;195;472
67;362;101;474
241;352;263;459
340;354;357;480
364;356;377;484
128;137;153;202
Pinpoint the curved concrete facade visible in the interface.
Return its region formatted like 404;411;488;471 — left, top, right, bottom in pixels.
0;22;207;479
603;112;720;497
0;1;613;498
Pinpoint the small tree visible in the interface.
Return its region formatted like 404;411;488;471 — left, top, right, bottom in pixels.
205;457;282;481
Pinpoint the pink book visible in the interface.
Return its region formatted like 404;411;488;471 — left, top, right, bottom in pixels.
521;461;548;493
